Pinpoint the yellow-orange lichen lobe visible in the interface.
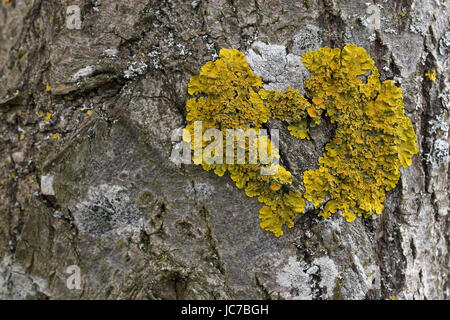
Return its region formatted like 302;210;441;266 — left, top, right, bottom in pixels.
302;44;418;222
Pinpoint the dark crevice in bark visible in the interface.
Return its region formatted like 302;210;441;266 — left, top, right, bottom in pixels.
321;0;345;48
419;43;437;194
375;184;407;299
199;205;226;276
254;274;272;299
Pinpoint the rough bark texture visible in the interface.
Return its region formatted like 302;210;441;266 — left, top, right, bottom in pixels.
0;0;448;300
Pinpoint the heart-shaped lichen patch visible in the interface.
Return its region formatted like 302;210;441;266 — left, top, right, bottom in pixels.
183;44;418;237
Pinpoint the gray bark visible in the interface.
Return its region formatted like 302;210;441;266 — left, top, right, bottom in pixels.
0;0;448;299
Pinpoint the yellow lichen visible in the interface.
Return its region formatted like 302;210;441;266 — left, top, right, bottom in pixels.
46;84;51;92
43;112;52;121
186;49;268;129
302;44;418;222
184;45;418;236
425;69;436;82
184;49;305;237
259;87;317;138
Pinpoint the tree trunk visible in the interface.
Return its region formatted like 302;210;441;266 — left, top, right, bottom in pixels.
0;0;448;299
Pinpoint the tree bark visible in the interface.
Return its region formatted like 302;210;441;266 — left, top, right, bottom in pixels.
0;0;448;299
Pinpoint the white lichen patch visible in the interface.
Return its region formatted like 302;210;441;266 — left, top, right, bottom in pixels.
384;28;397;34
438;31;450;55
193;181;216;201
70;65;95;82
359;4;380;31
311;256;339;299
430;139;449;168
147;49;163;70
290;25;322;56
409;16;428;36
246;41;309;93
124;60;148;79
438;90;450;112
275;256;312;300
73;184;143;239
103;48;118;58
